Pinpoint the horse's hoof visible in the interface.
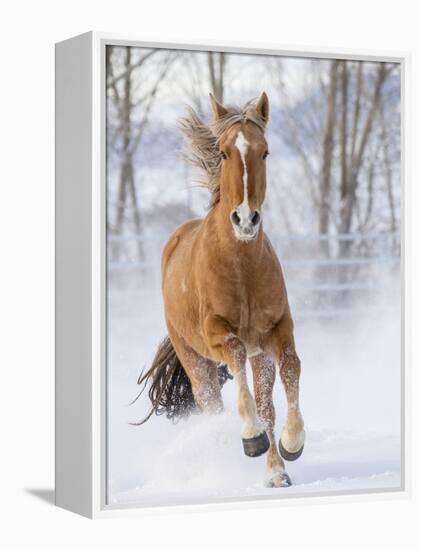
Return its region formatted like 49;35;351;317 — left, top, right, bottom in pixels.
279;440;304;462
242;431;270;457
265;472;292;488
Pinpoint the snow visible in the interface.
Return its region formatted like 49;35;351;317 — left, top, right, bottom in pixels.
107;279;401;507
105;50;401;508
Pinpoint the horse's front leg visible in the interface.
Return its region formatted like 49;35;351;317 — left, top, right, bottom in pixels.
271;313;305;461
204;315;269;457
250;353;291;487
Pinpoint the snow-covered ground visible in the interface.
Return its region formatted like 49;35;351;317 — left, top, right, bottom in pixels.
107;276;401;507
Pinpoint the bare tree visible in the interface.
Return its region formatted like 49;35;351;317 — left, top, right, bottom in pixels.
379;95;397;234
107;47;175;261
319;60;339;256
338;62;389;256
271;59;398;251
269;57;321;220
207;52;226;101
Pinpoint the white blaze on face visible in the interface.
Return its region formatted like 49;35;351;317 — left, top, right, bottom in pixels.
234;131;250;225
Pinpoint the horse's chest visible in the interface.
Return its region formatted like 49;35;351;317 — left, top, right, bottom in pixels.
226;283;282;341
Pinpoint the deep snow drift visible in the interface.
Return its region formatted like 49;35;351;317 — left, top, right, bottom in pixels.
107;276;401;507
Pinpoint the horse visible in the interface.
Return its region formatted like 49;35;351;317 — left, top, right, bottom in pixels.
136;92;305;488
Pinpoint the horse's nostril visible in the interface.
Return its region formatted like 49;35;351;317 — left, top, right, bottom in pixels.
231;210;241;226
251;211;260;226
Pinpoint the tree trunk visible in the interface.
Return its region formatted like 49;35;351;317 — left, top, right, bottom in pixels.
127;166;144;262
319;60;339;257
339;61;348;206
208;52;225;101
114;47;133;260
379;97;396;235
339;63;387;257
338;60;349;266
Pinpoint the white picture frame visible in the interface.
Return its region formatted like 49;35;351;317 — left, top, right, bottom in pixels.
55;31;410;518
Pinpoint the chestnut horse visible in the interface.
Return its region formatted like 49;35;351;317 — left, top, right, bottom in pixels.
137;92;305;488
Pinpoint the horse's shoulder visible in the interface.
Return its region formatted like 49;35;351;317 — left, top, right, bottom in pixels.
162;218;203;269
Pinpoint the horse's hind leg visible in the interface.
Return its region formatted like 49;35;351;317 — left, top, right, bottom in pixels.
167;324;223;414
250;353;291;487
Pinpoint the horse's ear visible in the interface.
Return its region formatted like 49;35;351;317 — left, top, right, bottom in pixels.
256;92;270;125
209;93;228;120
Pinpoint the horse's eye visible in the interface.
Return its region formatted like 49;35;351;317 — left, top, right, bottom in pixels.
262;150;269;160
220;151;228;160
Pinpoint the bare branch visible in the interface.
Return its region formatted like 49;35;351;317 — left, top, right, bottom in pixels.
129;53;176;155
107;49;157;88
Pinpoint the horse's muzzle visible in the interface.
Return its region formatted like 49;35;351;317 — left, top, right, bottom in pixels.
231;209;261;241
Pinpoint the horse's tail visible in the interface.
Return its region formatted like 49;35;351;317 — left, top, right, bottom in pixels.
132;336;196;425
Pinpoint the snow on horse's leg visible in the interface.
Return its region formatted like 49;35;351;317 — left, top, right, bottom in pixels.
279;345;305;461
269;313;305;462
251;353;291;487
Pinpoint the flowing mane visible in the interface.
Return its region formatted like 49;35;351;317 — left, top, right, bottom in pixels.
178;100;266;208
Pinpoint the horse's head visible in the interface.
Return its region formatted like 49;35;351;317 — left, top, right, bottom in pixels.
210;92;269;242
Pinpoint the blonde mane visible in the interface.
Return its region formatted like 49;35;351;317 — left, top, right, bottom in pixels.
178;100;266;208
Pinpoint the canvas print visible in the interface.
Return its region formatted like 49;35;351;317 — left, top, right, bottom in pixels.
106;46;401;506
